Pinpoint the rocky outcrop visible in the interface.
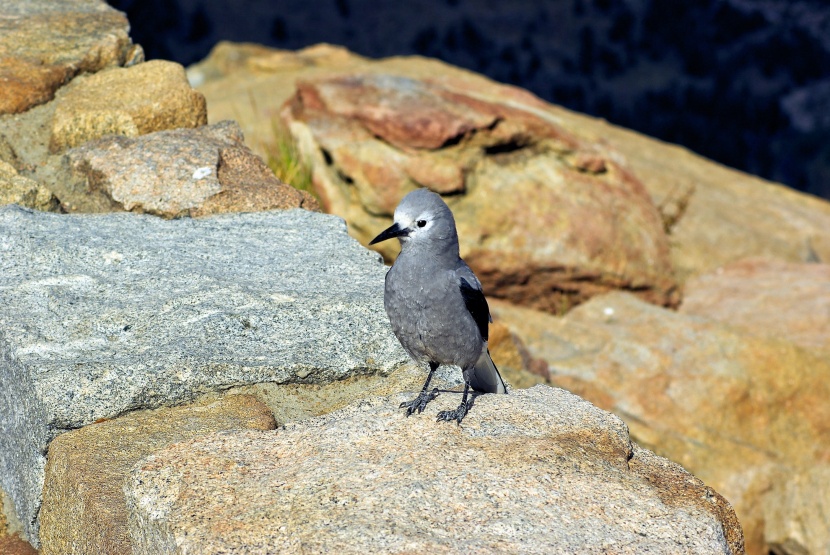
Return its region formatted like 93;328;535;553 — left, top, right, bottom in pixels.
0;0;141;115
193;42;830;285
491;292;830;555
125;386;743;555
0;1;313;219
39;395;276;555
282;73;678;313
0;205;408;543
58;120;318;216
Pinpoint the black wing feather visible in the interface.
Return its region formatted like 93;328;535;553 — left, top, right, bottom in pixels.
459;277;491;342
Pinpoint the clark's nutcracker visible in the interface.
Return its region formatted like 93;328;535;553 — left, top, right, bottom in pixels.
370;188;507;424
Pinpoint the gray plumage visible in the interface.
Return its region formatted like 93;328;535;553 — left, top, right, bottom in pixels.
370;188;507;423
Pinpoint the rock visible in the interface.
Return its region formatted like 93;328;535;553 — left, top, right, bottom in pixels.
0;160;60;211
490;293;830;555
541;103;830;281
763;465;830;555
283;73;678;313
0;535;37;555
0;0;140;115
125;386;743;554
193;43;830;283
39;395;276;555
0;488;34;555
49;60;207;152
680;257;830;353
60;120;318;216
0;205;408;544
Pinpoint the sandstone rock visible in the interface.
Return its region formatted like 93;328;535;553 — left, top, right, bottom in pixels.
61;120;317;216
0;0;140;114
49;60;206;152
39;395;276;555
126;386;743;554
680;257;830;353
193;43;830;283
0;160;60;211
283;73;678;313
490;293;830;555
0;205;408;543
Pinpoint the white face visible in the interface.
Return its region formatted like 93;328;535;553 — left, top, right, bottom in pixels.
394;211;436;244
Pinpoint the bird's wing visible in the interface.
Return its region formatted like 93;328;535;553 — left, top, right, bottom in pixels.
456;263;491;342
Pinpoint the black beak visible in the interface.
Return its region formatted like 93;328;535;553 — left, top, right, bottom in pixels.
369;222;408;245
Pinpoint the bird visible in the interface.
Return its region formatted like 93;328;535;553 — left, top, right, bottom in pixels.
369;188;507;424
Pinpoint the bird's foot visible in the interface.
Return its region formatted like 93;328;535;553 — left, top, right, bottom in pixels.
400;387;439;416
436;398;472;424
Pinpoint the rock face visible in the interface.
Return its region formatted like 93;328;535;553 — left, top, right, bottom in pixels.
125;386;743;555
0;205;408;544
491;293;830;555
194;43;830;284
0;0;141;115
61;120;318;216
283;73;678;313
680;257;830;353
49;60;207;152
39;395;276;555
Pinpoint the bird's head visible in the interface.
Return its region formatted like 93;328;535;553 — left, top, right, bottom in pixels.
369;189;459;255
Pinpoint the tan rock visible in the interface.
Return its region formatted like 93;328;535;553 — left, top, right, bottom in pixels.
0;0;139;114
680;257;830;353
194;43;830;284
491;293;830;555
540;103;830;282
60;120;317;217
49;60;207;152
763;465;830;555
125;387;743;554
283;73;678;313
0;160;60;211
38;394;276;555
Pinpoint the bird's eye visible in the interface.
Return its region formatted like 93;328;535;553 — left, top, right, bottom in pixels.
416;220;427;228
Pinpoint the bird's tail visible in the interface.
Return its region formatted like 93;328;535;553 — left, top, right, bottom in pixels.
467;347;507;394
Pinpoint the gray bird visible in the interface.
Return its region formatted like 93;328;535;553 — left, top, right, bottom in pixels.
370;188;507;424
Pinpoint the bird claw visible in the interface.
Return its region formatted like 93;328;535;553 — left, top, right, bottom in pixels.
399;387;439;416
436;399;471;424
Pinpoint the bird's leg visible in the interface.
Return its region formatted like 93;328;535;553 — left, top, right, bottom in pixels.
400;362;440;416
436;381;473;424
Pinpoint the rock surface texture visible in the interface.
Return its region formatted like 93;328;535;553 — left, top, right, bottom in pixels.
125;386;743;555
48;60;207;152
61;120;318;216
680;257;830;353
0;0;141;115
0;160;59;212
39;395;276;555
491;293;830;555
0;205;408;544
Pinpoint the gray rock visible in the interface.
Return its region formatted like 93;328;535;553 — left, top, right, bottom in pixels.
125;385;743;554
0;205;408;544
